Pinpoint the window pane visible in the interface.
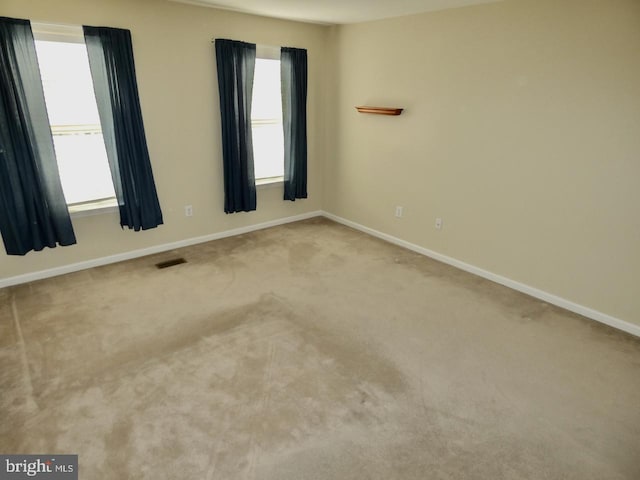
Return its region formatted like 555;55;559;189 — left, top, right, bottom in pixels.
252;58;284;179
252;59;282;121
253;122;284;179
35;40;116;204
52;128;115;204
35;41;101;126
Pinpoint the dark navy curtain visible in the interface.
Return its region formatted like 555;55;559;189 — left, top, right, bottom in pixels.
215;39;257;213
0;17;76;255
83;26;163;231
281;47;308;201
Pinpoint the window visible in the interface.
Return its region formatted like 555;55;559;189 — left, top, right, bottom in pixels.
251;54;284;182
32;24;116;210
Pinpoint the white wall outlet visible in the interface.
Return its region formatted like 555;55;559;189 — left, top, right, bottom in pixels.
184;205;193;217
395;206;403;218
435;217;443;230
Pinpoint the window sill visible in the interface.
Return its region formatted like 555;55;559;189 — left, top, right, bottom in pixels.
256;176;283;189
68;198;118;218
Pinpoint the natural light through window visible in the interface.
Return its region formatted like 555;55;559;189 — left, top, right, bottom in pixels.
34;36;116;206
251;58;284;181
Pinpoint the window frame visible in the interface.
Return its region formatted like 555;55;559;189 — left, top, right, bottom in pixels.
31;22;118;216
252;45;284;186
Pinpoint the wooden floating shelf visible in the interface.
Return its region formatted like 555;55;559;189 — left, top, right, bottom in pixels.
355;106;404;116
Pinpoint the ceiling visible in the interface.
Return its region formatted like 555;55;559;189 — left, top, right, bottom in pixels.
172;0;504;25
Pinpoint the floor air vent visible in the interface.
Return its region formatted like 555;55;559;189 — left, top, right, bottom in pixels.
155;258;187;269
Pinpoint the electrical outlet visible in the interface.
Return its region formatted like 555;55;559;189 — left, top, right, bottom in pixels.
435;217;443;230
395;206;403;218
184;205;193;217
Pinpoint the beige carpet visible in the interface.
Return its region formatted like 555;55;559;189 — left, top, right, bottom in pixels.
1;218;639;479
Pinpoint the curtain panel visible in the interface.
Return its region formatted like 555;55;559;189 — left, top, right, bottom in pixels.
83;26;163;231
281;47;308;201
0;16;76;255
214;39;257;213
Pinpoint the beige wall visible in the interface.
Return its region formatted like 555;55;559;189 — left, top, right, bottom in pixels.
2;0;639;328
0;0;327;277
324;0;640;326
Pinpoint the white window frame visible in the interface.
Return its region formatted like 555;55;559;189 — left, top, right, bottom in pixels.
31;22;118;216
253;44;284;187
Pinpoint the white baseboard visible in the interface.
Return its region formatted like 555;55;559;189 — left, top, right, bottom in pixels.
0;210;322;289
322;212;640;338
2;208;637;338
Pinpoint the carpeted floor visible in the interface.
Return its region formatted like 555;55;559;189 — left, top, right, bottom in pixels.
1;217;639;479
